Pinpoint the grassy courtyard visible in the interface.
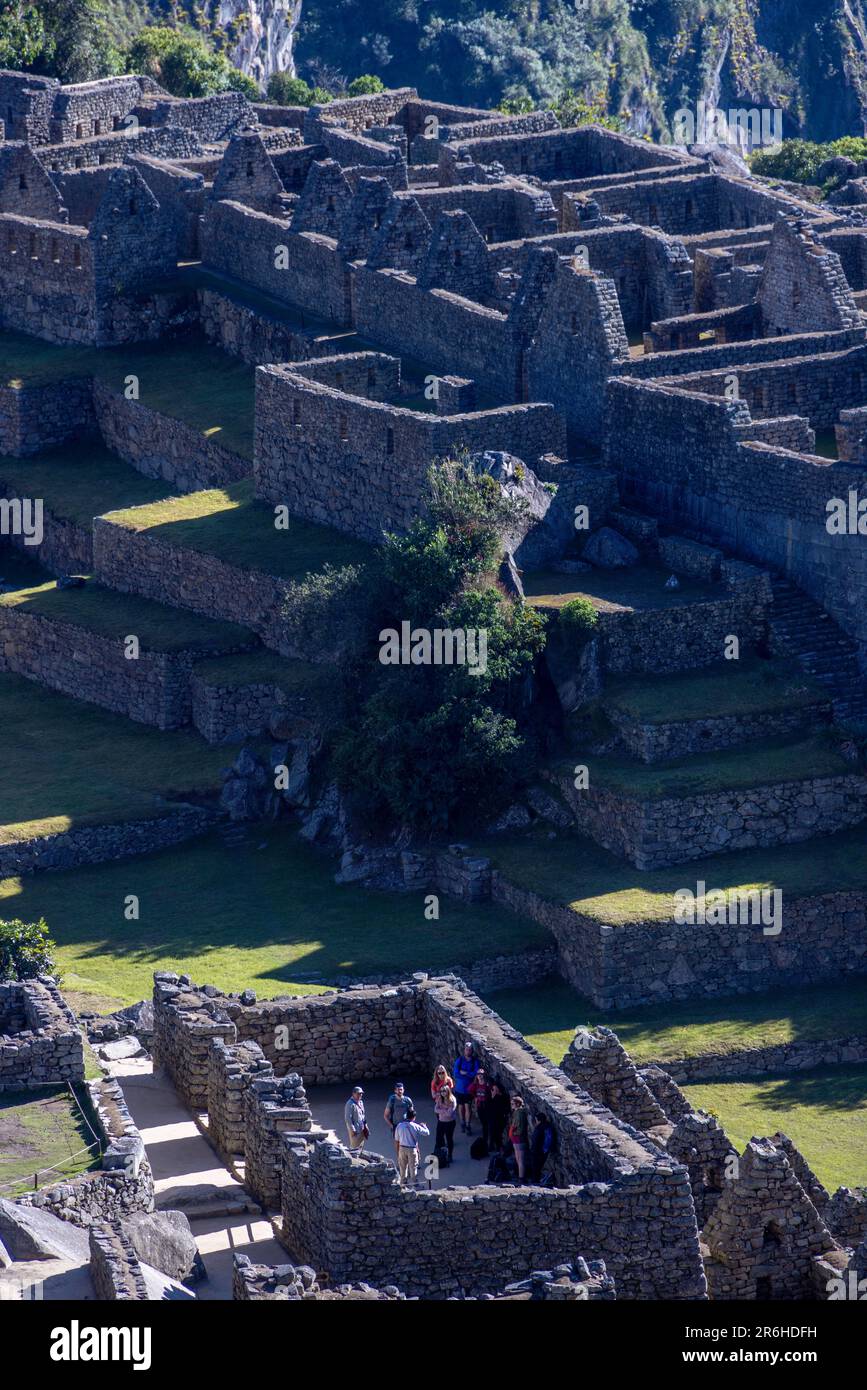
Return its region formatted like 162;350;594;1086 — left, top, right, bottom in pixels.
524;563;716;612
602;657;826;724
0;825;549;1011
103;480;370;580
0;673;229;843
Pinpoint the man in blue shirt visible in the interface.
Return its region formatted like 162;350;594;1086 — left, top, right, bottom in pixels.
453;1041;480;1135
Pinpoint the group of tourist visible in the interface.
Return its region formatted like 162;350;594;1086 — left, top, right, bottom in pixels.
343;1041;556;1188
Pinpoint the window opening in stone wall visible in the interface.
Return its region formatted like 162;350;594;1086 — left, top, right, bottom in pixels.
339;414;349;440
51;239;59;263
386;426;394;454
18;172;27;191
293;400;301;427
28;232;37;259
75;123;83;139
94;119;101;135
73;244;82;268
367;368;376;393
246;161;254;178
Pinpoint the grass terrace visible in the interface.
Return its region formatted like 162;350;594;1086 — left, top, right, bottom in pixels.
474;824;867;926
682;1068;867;1191
601;656;827;724
0;826;550;1011
0;673;229;843
487;975;867;1069
0;553;252;652
0;329;256;459
524;563;717;612
0;1086;100;1198
102;481;370;580
0;441;175;528
578;731;850;800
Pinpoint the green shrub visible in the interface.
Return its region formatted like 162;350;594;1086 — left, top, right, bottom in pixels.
559;596;599;644
348;73;384;96
0;918;57;982
751;137;867;191
125;25;254;99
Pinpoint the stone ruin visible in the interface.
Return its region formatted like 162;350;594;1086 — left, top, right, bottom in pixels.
0;976;85;1089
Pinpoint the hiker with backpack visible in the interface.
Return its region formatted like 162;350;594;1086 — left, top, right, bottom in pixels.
508;1095;530;1180
453;1041;480;1135
394;1106;430;1188
487;1080;511;1152
433;1083;458;1163
384;1081;414;1157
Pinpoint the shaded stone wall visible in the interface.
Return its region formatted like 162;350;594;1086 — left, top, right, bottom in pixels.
197;286;342;365
0;378;94;456
0;602;252;729
93;382;251;491
0;807;214;878
550;768;867;870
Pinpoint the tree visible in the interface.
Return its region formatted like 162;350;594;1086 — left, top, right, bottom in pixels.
331;461;546;833
125;25;255;100
0;917;57;982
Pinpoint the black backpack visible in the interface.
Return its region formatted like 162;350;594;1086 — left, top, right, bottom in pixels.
470;1136;489;1161
433;1143;451;1169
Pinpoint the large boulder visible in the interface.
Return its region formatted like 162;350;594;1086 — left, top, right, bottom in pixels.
0;1198;90;1263
582;526;639;569
121;1210;205;1285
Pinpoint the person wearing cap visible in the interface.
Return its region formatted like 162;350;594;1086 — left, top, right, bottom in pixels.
344;1085;368;1152
384;1080;414;1157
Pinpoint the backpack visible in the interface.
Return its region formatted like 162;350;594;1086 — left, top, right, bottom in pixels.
486;1154;510;1184
434;1144;450;1169
470;1136;489;1161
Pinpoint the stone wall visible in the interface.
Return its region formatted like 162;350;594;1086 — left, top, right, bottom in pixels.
197;287;340;366
207;1038;275;1161
0;978;84;1089
0;378;94;457
0;601;252;729
491;872;867;1009
607;699;832;763
253;361;565;540
0;475;92;575
649;1036;867;1084
550;769;867;871
273;976;705;1300
0;807;214;877
243;1071;312;1208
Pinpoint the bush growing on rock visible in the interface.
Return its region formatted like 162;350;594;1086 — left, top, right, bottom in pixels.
0;916;57;982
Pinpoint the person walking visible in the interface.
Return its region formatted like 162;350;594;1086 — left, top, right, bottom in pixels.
433;1083;458;1162
384;1081;413;1157
394;1106;430;1188
344;1085;368;1153
508;1095;530;1181
430;1063;454;1101
487;1080;510;1152
468;1067;491;1149
453;1042;480;1134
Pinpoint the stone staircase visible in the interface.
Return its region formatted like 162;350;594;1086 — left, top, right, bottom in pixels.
770;577;867;726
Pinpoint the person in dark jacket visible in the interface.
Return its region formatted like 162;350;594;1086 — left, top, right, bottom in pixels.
530;1113;556;1183
487;1080;511;1152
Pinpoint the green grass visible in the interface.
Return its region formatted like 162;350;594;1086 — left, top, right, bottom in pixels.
682;1067;867;1191
103;480;370;580
524;564;716;612
0;554;251;652
0;825;551;1009
0;1086;99;1197
0;440;175;527
581;732;848;800
0;672;229;842
486;975;867;1068
0;330;255;459
474;824;867;926
602;657;825;724
192;649;332;695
